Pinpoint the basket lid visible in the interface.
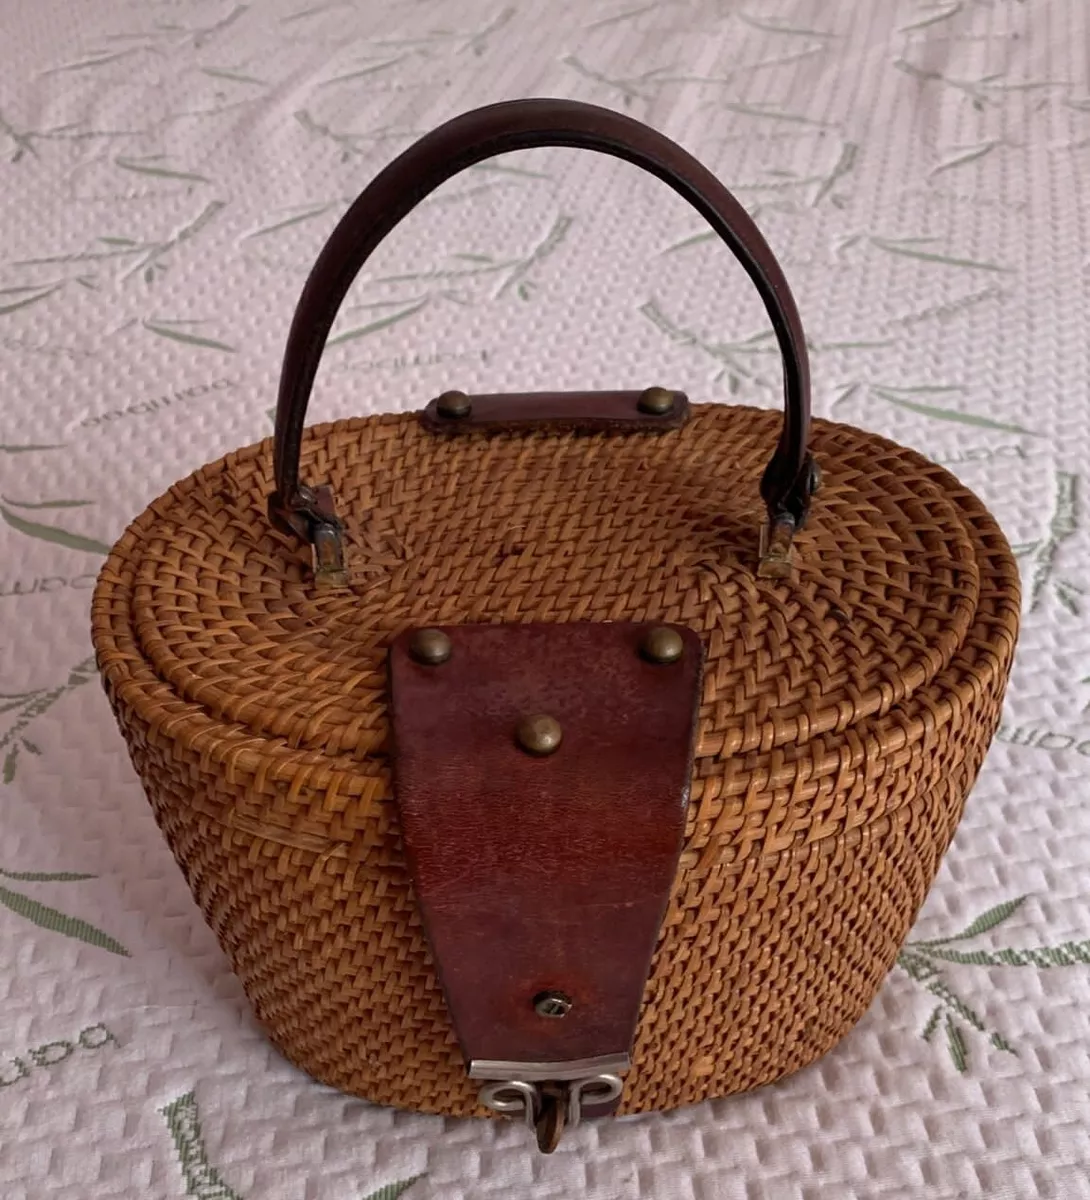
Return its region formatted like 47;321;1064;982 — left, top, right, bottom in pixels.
96;100;1001;785
104;404;982;767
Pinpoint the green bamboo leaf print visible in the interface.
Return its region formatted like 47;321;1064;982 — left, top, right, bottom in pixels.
923;942;1090;967
915;896;1029;945
43;50;137;75
811;141;858;206
123;200;226;282
18;244;142;267
463;5;515;55
944;1014;968;1072
926;977;989;1036
320;56;409;88
898;895;1089;1071
282;1;343;22
1056;581;1083;615
327;300;427;347
894;285;1006;328
737;12;837;37
143;322;236;352
496;214;573;298
898;950;938;983
899;3;962;33
585;3;656;30
870;237;1012;273
893;58;1001;108
0;107;38;161
561;55;659;106
243;204;332;240
200;68;265;85
161;1091;244;1200
929;141;1000;178
0;285;62;316
160;1088;424;1199
0;885;129;955
921;1004;943;1041
470;161;550;179
721;101;832;127
0;867;97;882
1;496;92;510
187;4;248;50
0;658;96;784
1024;471;1078;612
362;1180;423;1200
870;387;1037;434
0;504;111;554
116;156;209;184
660;230;717;255
640;299;773;389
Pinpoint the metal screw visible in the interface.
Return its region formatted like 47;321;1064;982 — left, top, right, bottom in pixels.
516;714;563;757
640;626;685;664
409;628;452;665
533;990;573;1019
436;390;472;419
637;386;675;416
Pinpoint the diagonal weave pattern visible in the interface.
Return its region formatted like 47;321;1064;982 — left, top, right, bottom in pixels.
90;403;1020;1116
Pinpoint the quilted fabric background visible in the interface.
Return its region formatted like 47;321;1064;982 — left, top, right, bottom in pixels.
2;1;1089;1196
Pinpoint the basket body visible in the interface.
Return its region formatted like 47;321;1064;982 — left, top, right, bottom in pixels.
91;403;1019;1116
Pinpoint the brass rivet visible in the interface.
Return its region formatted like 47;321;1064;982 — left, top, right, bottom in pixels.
436;390;472;419
516;714;563;757
533;990;573;1019
409;628;452;665
641;626;684;664
637;386;675;416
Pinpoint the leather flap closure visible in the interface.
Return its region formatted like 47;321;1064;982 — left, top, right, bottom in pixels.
389;621;703;1074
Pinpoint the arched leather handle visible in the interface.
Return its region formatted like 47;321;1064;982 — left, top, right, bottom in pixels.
269;98;815;548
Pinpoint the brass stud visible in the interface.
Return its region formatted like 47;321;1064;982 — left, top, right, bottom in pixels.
533;990;573;1019
516;714;563;757
436;390;472;419
640;626;684;664
637;386;675;416
409;628;452;665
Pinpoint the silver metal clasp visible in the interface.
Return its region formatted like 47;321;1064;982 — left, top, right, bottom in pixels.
479;1080;542;1129
478;1069;625;1153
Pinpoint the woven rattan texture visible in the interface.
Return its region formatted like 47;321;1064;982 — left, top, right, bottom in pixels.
91;404;1019;1115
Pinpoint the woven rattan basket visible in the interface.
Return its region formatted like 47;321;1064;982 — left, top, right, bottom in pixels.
91;100;1020;1149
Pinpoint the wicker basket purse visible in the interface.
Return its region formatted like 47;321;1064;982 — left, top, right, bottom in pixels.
91;100;1020;1152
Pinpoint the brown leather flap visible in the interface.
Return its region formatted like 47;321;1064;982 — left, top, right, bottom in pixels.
389;622;703;1073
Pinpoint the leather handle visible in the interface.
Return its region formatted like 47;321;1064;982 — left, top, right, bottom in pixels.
269;98;815;545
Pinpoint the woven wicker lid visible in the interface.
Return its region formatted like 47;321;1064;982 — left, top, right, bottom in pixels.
114;404;981;766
